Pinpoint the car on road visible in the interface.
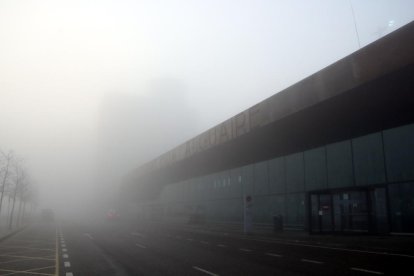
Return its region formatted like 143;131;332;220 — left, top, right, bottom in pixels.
106;208;119;220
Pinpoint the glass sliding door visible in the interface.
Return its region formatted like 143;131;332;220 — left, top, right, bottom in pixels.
309;187;389;234
309;193;333;233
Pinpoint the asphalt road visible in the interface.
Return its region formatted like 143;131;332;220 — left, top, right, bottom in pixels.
54;218;414;276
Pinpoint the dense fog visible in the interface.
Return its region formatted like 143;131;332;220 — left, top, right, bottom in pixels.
0;0;413;225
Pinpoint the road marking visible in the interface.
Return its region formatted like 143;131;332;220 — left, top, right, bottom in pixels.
186;238;194;242
83;233;94;240
266;253;282;257
0;255;54;261
131;232;144;237
61;244;66;248
301;258;324;264
350;267;384;274
56;228;59;276
135;243;146;249
193;266;219;276
64;261;71;267
239;248;251;252
217;244;227;248
0;245;55;251
63;254;69;258
66;273;74;276
62;248;67;252
0;265;56;275
201;241;209;245
246;237;414;259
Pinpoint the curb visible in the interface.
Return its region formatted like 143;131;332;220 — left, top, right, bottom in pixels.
0;226;28;243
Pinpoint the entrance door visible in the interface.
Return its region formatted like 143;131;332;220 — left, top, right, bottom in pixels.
310;193;333;233
309;188;389;234
334;191;369;233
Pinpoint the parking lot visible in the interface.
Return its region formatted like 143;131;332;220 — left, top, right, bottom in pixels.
0;224;57;276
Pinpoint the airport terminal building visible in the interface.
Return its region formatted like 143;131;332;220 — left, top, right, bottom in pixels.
122;22;414;234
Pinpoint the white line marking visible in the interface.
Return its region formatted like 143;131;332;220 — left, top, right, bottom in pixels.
217;244;227;248
63;254;69;258
266;253;282;257
301;258;324;264
66;273;73;276
62;248;67;252
201;241;209;245
64;261;71;267
83;233;94;240
239;248;251;252
135;243;146;249
193;266;219;276
131;232;144;237
350;267;384;275
61;244;66;248
187;238;193;242
246;237;414;258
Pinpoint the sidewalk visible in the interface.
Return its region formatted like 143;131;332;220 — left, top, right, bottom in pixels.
0;222;29;242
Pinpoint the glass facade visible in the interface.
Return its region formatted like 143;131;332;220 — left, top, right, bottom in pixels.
157;123;414;233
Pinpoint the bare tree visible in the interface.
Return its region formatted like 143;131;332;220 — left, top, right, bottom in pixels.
0;150;14;222
16;180;30;227
8;158;26;230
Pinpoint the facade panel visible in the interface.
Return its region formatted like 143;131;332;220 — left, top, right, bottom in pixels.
226;198;243;221
384;123;414;182
327;141;354;189
253;195;272;223
352;133;386;186
304;147;328;191
241;164;254;197
268;157;286;194
203;175;213;201
285;193;305;227
286;153;305;193
269;195;285;220
388;182;414;233
254;161;269;195
222;171;232;199
230;168;243;198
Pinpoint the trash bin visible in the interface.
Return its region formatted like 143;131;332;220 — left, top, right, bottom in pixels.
273;215;283;232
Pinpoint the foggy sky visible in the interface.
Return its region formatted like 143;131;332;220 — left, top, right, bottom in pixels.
0;0;413;214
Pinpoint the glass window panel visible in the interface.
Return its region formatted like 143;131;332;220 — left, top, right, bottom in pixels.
352;132;386;186
286;153;305;193
241;164;254;197
383;123;414;182
254;161;269;195
305;147;328;191
268;157;286;194
327;140;354;188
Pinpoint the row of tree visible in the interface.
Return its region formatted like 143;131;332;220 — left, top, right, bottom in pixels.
0;150;37;230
